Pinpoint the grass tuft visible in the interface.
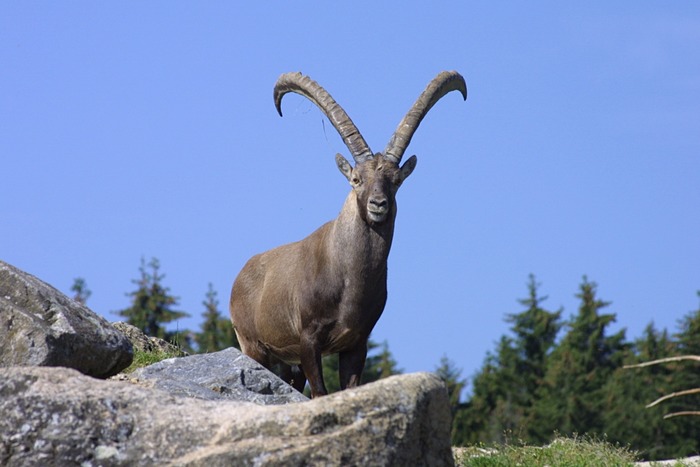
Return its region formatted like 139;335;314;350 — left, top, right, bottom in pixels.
454;435;638;467
122;347;182;374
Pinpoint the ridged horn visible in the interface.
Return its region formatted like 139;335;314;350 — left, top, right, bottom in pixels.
274;72;373;164
384;71;467;164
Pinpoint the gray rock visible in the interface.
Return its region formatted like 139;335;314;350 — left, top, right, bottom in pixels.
0;366;454;466
130;347;308;404
0;260;133;378
636;457;700;466
111;321;188;356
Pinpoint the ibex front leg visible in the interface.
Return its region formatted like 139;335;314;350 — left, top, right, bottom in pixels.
339;344;367;389
300;329;328;397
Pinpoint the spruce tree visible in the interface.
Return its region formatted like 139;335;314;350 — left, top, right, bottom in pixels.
507;275;562;425
455;275;561;445
362;340;402;384
455;336;520;445
665;291;700;456
608;295;700;460
71;277;92;305
195;283;239;353
602;293;700;461
530;276;628;442
435;355;467;416
116;257;189;341
675;291;700;359
434;355;467;443
602;323;688;460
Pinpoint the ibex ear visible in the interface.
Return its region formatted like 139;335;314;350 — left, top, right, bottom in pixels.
398;155;417;185
335;153;353;181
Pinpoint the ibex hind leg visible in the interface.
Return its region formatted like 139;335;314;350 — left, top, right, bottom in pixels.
278;362;307;394
339;345;367;389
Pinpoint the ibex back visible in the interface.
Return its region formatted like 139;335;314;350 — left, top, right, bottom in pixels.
230;71;467;397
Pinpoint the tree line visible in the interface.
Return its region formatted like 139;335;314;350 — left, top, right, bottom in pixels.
450;274;700;461
73;259;700;460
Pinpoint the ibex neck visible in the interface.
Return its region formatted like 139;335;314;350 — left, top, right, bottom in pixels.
331;191;395;269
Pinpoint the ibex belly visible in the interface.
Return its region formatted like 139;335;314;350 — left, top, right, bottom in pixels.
260;323;360;364
254;304;303;364
262;342;303;365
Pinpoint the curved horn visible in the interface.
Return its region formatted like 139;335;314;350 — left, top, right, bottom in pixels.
274;72;373;164
384;71;467;164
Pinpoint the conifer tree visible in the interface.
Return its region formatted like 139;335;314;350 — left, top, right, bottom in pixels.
362;340;402;384
455;275;561;445
454;336;520;445
195;283;239;353
116;257;189;341
530;276;628;442
434;355;467;443
602;293;700;461
602;323;687;460
675;291;700;358
664;291;700;455
507;274;562;415
71;277;91;305
435;355;467;416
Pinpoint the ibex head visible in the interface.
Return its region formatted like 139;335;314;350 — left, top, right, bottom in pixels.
273;71;467;225
334;153;415;225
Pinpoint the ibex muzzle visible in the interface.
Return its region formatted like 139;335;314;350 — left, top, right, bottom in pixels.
230;71;466;398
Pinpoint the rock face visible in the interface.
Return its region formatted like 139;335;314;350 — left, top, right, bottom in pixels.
112;321;187;356
0;366;454;466
130;347;309;404
0;260;133;378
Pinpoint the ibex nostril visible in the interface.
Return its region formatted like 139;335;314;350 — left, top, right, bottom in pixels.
370;197;387;209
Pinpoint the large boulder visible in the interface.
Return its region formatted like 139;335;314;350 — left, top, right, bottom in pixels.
111;321;188;356
0;260;133;378
0;366;454;466
129;347;309;404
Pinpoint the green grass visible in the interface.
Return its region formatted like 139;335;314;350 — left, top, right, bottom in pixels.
122;347;183;374
453;435;639;467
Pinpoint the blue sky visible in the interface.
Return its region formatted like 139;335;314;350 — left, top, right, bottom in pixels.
2;3;699;389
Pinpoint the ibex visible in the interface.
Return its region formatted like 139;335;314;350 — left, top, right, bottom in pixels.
230;71;467;398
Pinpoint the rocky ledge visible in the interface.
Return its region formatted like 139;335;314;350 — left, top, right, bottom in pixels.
0;260;454;466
